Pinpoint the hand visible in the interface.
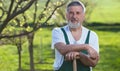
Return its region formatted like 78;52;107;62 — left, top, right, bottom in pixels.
85;44;98;59
65;51;80;61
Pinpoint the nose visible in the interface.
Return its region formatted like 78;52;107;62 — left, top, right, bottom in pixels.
72;13;77;19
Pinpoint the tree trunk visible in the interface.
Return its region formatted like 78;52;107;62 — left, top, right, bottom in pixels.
27;32;35;71
16;36;22;71
17;44;22;71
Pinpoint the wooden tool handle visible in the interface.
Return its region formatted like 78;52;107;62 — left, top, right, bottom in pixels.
73;58;77;71
73;55;80;71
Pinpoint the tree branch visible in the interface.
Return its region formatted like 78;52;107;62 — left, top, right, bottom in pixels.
0;7;4;20
12;0;23;13
0;24;51;39
0;0;36;34
9;0;36;21
7;0;14;18
43;2;66;25
0;0;14;33
38;0;51;20
0;0;66;39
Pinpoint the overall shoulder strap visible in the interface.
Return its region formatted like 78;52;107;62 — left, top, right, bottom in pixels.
85;30;90;44
61;28;70;44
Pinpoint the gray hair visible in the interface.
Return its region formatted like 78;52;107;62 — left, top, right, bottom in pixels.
66;1;86;13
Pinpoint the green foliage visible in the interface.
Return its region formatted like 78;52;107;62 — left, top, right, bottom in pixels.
0;0;66;36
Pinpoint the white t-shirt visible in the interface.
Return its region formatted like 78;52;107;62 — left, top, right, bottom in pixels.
51;25;99;70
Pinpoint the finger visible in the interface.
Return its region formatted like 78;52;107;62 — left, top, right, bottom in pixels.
66;54;70;60
90;51;97;59
68;53;71;60
65;54;68;60
70;53;74;60
71;53;74;60
90;57;96;60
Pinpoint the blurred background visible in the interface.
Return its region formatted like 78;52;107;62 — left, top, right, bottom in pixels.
0;0;120;71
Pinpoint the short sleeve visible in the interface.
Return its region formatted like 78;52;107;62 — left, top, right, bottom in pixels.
51;27;65;49
89;31;99;53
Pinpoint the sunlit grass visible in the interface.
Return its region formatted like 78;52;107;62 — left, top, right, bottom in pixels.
93;30;120;71
88;0;120;23
0;27;120;71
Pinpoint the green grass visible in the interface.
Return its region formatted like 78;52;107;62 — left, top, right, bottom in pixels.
0;27;120;71
0;45;18;71
93;30;120;71
88;0;120;23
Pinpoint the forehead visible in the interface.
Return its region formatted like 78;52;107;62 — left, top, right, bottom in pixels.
68;6;83;12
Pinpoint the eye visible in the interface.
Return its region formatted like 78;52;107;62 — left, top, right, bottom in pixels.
76;12;80;15
69;12;73;14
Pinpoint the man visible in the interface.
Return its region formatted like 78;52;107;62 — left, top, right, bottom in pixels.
51;1;99;71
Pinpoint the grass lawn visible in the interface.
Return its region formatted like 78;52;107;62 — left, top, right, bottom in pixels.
93;30;120;71
87;0;120;23
0;27;120;71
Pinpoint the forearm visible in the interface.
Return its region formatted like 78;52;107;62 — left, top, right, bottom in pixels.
54;42;87;55
79;52;99;67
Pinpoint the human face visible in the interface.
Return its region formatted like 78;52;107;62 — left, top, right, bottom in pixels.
66;6;85;28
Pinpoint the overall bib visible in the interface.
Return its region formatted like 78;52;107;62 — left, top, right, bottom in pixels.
57;28;91;71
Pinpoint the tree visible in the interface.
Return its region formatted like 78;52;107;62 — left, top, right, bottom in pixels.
0;0;66;71
1;0;97;70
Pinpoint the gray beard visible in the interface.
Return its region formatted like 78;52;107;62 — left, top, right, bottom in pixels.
68;21;81;28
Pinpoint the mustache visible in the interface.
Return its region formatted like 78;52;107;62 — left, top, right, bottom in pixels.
68;21;81;28
71;18;78;21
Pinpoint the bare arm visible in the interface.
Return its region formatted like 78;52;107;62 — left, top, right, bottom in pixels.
65;51;99;67
79;52;99;67
54;42;87;55
55;42;98;59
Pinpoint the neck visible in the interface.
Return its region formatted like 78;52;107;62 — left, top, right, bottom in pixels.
69;25;82;41
69;25;82;32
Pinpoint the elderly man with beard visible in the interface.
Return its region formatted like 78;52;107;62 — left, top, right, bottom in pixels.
51;1;99;71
